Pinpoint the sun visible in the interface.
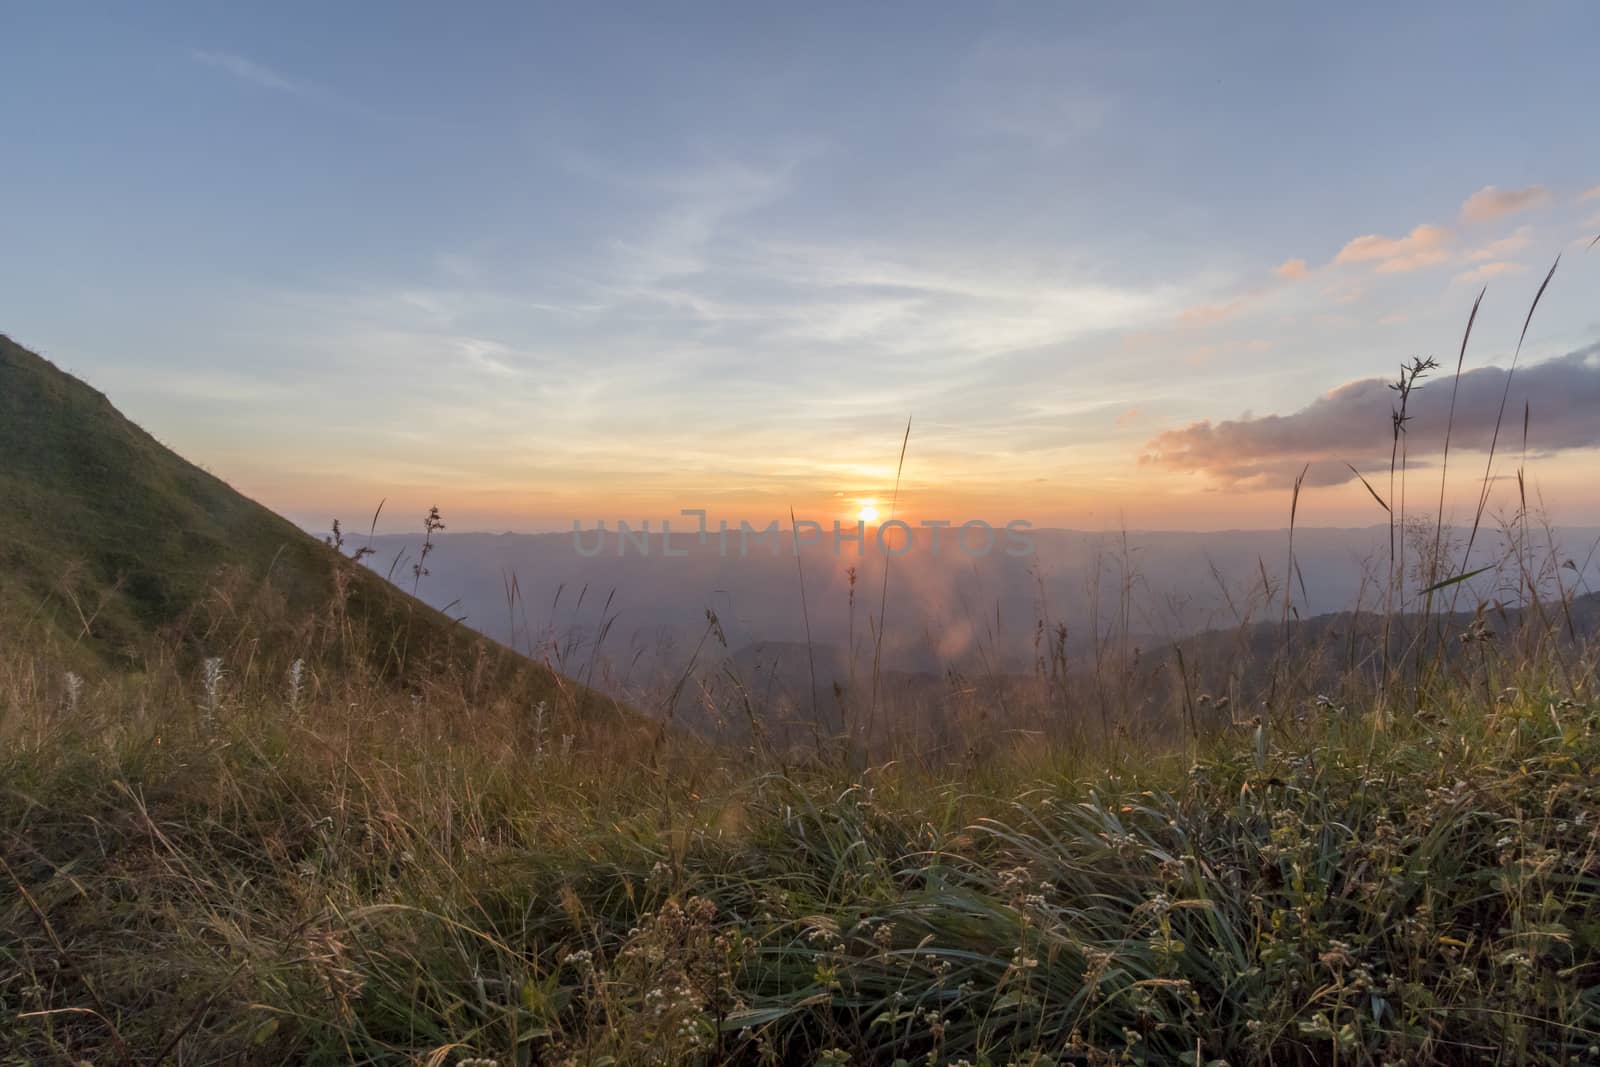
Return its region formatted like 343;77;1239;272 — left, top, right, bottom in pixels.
857;499;879;523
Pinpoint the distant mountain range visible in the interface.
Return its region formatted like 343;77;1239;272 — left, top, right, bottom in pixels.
358;523;1600;698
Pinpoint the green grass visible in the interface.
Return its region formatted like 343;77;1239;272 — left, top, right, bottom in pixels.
4;641;1598;1065
0;333;599;714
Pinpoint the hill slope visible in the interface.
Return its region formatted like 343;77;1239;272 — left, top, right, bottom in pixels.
0;334;604;717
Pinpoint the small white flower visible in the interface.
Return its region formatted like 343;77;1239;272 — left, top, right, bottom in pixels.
63;672;84;712
200;657;225;729
286;658;306;710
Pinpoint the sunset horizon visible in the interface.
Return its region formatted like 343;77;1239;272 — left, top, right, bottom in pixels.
8;6;1600;536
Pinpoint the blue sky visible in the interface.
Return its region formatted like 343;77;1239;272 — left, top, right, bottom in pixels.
5;3;1600;530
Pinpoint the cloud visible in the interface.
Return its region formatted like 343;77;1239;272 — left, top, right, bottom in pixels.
1581;185;1600;203
1321;281;1365;306
1460;184;1550;223
1141;343;1600;487
190;50;307;94
188;48;389;120
1334;223;1452;273
1276;258;1309;281
1177;299;1244;328
1453;261;1527;286
606;160;791;284
1467;225;1533;261
602;223;1191;369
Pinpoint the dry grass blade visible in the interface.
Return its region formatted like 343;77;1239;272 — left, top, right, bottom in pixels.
1345;461;1390;513
789;504;824;741
1455;256;1561;615
1426;287;1483;603
865;415;912;761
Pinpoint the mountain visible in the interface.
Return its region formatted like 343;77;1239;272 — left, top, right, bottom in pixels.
0;334;599;719
356;524;1600;689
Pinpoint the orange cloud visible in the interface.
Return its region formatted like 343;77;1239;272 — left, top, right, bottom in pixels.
1467;225;1533;261
1453;261;1527;285
1321;281;1365;305
1177;300;1243;328
1276;257;1308;280
1334;223;1452;273
1460;184;1549;223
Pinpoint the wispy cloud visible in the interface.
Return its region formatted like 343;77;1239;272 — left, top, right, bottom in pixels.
1276;257;1309;281
563;149;1195;375
1177;300;1244;328
734;242;1183;362
189;48;388;121
1581;185;1600;203
1321;281;1366;305
1460;184;1550;223
190;49;308;95
1334;223;1453;273
1467;225;1533;261
1454;260;1526;286
604;160;793;284
1142;343;1600;487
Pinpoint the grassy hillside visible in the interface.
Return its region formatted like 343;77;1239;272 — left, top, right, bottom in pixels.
2;334;319;653
0;335;617;724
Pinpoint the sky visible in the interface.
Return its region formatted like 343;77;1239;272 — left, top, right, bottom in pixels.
5;3;1600;534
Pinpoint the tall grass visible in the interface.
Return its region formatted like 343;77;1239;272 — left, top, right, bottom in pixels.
4;626;1597;1064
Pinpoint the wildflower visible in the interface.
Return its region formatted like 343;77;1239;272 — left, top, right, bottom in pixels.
531;700;550;760
1319;940;1355;972
62;671;83;712
999;865;1032;891
411;505;446;593
200;656;224;728
286;658;305;710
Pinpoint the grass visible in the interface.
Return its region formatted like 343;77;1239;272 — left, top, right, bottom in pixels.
3;629;1598;1065
0;335;576;711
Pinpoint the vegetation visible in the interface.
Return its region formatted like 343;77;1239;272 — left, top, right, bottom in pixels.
3;612;1598;1065
0;333;583;703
